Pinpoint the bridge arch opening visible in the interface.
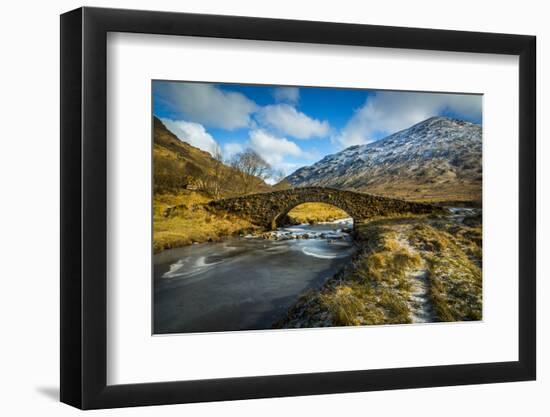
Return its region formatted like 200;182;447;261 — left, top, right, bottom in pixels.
271;202;354;230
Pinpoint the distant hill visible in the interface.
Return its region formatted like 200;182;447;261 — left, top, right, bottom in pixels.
285;117;482;203
153;117;271;196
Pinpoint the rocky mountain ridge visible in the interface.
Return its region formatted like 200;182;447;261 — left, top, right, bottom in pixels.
286;117;482;203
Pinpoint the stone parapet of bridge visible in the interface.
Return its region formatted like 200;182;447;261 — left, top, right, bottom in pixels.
208;187;445;230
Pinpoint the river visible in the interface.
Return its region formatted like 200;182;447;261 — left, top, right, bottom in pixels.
153;219;356;334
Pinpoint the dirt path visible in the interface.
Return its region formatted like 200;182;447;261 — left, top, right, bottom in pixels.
395;227;435;323
407;268;435;323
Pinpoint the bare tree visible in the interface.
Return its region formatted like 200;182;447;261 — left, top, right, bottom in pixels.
230;149;272;194
211;144;224;198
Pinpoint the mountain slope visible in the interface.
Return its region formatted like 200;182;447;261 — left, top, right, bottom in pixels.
153;117;270;196
153;117;267;252
286;117;482;203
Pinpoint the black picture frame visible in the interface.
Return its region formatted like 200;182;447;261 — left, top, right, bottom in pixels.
60;6;536;410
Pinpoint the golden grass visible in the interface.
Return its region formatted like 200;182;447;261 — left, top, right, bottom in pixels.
277;219;426;327
153;191;258;253
154;197;350;254
357;180;482;205
276;213;483;328
286;202;349;224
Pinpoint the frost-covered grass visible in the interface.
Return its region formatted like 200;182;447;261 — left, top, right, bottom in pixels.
407;223;482;321
276;219;424;327
276;214;482;328
317;223;424;326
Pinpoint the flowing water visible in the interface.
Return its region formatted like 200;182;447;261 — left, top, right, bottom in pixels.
153;219;355;334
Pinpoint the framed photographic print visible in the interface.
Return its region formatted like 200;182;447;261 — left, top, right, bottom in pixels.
60;7;536;409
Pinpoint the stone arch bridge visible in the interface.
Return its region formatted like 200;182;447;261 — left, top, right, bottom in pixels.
208;187;444;230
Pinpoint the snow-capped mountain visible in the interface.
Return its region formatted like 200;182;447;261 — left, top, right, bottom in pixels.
286;117;482;203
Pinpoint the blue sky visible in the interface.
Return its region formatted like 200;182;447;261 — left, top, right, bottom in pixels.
153;81;482;179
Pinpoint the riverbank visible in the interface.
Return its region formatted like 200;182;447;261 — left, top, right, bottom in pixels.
153;191;260;253
154;193;353;253
275;210;482;328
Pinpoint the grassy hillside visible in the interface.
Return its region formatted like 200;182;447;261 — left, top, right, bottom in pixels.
153;117;271;196
355;181;482;205
153;117;272;252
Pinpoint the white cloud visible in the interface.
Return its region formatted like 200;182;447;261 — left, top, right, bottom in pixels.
256;104;331;139
223;142;244;159
276;161;303;176
272;87;300;104
161;118;219;156
335;91;482;147
249;129;303;166
156;83;258;130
